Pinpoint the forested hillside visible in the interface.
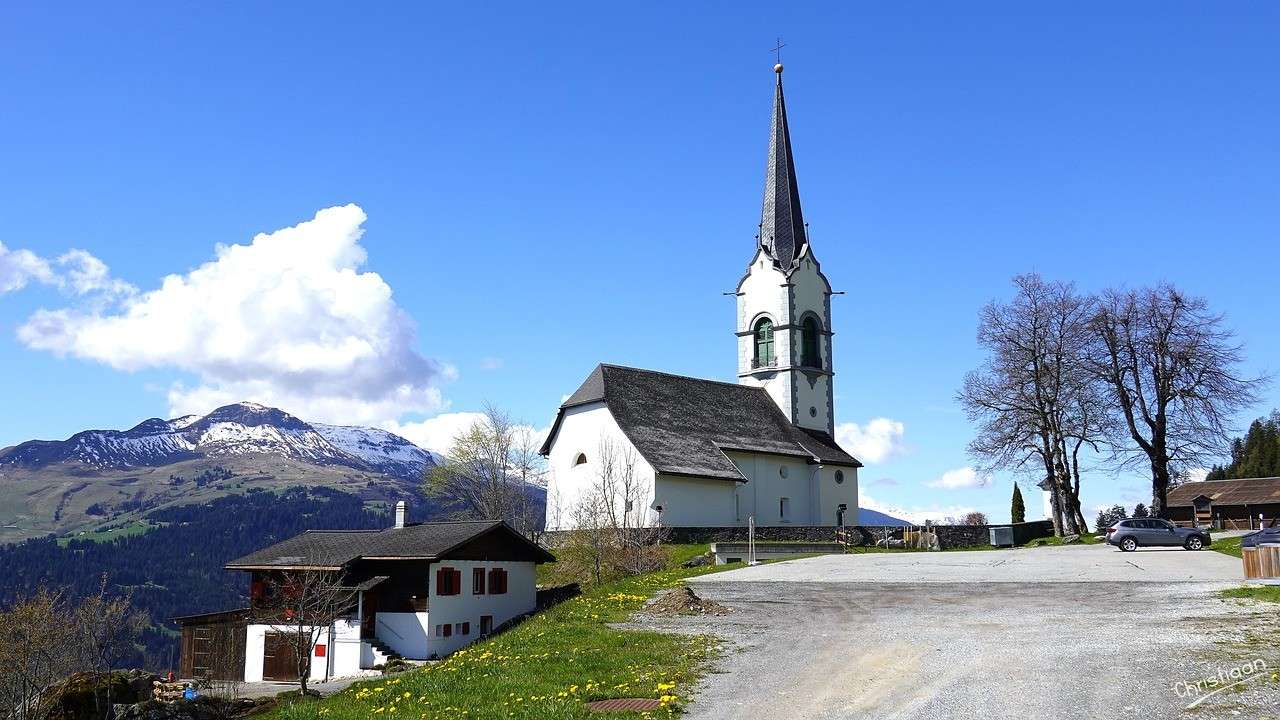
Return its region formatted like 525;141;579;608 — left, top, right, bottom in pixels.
0;487;393;671
1205;411;1280;481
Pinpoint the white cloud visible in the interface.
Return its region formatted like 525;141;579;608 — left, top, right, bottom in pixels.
926;466;991;489
835;417;906;464
1182;467;1209;483
0;241;56;293
384;412;552;456
860;492;979;526
18;205;448;425
384;412;489;455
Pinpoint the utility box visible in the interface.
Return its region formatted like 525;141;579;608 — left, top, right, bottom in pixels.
990;526;1014;547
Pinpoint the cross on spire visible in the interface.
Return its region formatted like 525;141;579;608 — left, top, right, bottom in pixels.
771;38;786;65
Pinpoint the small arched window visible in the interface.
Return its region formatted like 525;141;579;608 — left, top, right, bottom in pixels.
573;453;587;467
802;317;821;368
753;318;775;368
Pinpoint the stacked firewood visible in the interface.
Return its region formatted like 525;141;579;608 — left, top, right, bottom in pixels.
152;679;187;703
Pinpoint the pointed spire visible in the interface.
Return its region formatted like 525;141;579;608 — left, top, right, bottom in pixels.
759;63;807;269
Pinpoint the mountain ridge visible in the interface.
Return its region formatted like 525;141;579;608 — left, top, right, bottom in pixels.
0;402;440;479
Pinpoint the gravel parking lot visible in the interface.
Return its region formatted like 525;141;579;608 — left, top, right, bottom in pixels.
633;544;1280;720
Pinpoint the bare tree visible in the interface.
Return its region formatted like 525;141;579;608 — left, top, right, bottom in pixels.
250;564;358;696
557;437;665;585
959;274;1103;535
960;511;989;526
1090;285;1263;516
73;576;148;720
0;589;76;720
424;404;547;536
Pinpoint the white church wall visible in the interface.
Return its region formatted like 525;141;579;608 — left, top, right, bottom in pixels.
543;402;657;530
726;451;816;526
815;465;859;527
653;475;739;526
737;250;795;421
787;256;834;434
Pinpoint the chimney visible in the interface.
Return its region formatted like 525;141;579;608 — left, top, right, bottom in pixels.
394;500;406;529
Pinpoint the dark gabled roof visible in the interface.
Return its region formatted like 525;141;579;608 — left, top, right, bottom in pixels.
225;520;554;570
1167;477;1280;508
758;66;808;272
540;364;861;481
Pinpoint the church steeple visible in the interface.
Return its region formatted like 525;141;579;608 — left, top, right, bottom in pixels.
737;62;837;436
758;64;808;271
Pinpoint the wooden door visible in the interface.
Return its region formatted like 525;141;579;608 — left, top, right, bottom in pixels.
361;591;379;639
262;632;300;681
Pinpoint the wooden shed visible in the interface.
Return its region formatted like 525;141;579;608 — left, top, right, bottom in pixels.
174;608;249;681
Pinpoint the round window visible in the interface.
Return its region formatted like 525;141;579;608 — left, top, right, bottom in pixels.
834;470;844;484
778;465;789;479
809;406;818;417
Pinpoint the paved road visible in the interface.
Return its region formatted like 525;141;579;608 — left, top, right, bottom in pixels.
637;544;1279;720
695;542;1244;584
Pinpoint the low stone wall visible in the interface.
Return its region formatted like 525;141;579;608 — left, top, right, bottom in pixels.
541;520;1056;552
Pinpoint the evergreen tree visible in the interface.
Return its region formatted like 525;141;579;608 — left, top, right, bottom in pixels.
1203;411;1280;480
1132;503;1149;518
1010;483;1026;524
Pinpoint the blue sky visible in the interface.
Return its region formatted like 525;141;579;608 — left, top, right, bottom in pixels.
1;2;1277;523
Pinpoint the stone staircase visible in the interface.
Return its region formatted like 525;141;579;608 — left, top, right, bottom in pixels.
364;638;403;667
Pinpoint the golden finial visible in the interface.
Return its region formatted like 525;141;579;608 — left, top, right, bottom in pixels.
771;38;786;73
774;63;783;74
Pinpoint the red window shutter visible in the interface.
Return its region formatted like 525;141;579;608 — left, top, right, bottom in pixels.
462;622;470;635
453;569;463;594
436;568;448;594
443;623;452;637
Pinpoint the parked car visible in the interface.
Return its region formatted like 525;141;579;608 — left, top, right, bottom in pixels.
1105;518;1211;552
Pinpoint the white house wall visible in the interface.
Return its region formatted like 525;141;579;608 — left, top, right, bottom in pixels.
425;559;537;657
543;402;656;530
244;621;361;683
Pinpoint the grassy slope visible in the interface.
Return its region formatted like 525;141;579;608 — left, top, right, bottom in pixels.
272;546;728;720
0;454;412;544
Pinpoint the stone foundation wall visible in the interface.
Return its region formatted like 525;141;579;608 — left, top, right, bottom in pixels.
540;520;1055;551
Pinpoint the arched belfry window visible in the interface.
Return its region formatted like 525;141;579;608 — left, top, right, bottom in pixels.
801;317;821;368
573;453;587;467
753;318;775;368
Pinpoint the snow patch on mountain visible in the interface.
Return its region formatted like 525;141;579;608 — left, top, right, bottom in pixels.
314;424;439;479
0;402;440;482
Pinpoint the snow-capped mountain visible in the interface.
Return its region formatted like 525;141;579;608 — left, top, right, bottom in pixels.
0;402;439;482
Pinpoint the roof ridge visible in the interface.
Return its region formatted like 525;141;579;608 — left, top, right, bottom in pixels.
598;363;769;392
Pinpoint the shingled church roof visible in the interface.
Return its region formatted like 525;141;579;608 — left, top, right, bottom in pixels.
540;364;861;482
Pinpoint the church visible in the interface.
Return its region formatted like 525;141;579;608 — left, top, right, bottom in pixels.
540;64;861;529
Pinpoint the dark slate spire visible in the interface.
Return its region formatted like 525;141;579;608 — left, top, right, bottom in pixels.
758;64;807;269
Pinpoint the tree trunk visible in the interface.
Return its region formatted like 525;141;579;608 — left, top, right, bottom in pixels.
1150;456;1171;518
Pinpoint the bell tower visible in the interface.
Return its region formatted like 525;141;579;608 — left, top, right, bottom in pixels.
736;64;836;436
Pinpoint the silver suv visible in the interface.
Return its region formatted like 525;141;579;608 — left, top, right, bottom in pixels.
1105;518;1211;552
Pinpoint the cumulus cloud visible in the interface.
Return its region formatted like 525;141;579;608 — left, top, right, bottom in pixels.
926;466;991;489
18;205;448;425
860;492;979;526
1;242;127;297
384;412;490;455
0;241;56;293
835;417;906;464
